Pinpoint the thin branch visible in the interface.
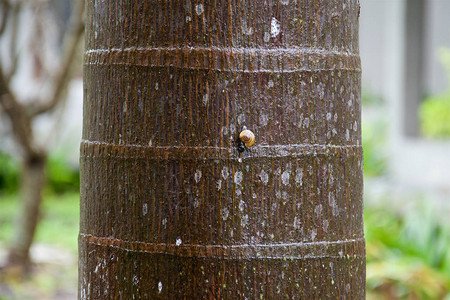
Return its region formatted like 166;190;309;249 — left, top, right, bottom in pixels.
0;0;11;36
0;62;38;157
28;0;84;117
5;1;20;81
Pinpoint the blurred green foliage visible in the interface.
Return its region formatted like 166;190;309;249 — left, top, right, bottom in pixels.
0;152;20;193
362;120;387;177
420;93;450;138
362;87;384;107
0;193;79;252
0;151;79;195
365;203;450;299
420;48;450;139
362;88;388;177
46;155;80;194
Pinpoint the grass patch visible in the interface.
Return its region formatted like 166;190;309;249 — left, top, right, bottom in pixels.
0;192;79;253
365;203;450;299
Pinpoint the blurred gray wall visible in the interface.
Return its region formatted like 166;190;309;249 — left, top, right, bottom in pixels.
360;0;450;191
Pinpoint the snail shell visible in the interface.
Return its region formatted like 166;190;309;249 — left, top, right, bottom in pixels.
239;130;255;147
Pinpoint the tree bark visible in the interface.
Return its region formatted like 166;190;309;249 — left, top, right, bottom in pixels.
80;0;364;298
7;153;47;268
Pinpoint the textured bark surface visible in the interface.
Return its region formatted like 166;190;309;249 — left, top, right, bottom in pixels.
80;0;364;298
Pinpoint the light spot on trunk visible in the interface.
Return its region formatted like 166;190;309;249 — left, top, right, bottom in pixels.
222;208;229;220
221;167;229;179
241;214;249;227
234;171;243;185
260;114;268;126
271;17;281;37
281;171;290;185
194;170;202;183
260;170;269;185
216;179;222;190
323;220;329;232
142;204;148;216
195;4;204;15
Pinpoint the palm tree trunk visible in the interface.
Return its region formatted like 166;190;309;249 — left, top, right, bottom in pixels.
80;0;365;298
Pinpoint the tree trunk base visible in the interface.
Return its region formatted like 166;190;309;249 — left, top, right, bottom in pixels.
6;153;46;272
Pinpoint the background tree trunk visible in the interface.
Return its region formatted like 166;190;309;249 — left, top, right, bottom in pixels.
0;0;84;271
80;0;364;298
7;153;47;267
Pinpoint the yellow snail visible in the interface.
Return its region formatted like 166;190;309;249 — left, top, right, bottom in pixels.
239;130;255;147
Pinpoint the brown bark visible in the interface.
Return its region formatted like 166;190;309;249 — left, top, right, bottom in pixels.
80;0;364;299
7;153;47;268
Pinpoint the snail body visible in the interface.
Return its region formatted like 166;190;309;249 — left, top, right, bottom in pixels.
239;130;255;147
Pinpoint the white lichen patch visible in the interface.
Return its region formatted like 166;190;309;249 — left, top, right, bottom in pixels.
267;80;274;88
221;126;228;136
329;193;339;216
176;238;182;246
264;31;270;42
237;114;246;124
260;170;269;185
234;171;243;185
142;203;148;216
203;93;209;106
229;124;236;134
271;17;281;37
221;167;229;179
216;179;222;190
332;128;337;136
294;216;301;229
281;171;290;185
195;3;204;15
310;229;317;241
323;219;329;232
304;117;310;128
222;207;229;221
317;83;325;99
186;15;192;22
326;112;332;121
241;214;249;227
194;170;202;183
314;204;323;217
239;200;245;212
133;275;139;285
158;282;163;293
295;168;303;186
241;20;254;35
260;114;268;126
155;82;159;90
